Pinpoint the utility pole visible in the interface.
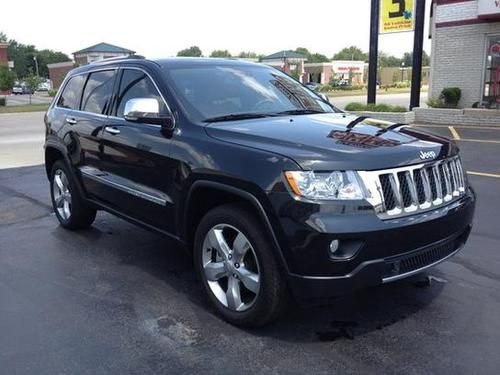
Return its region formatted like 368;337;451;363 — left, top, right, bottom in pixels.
367;0;380;105
410;0;426;109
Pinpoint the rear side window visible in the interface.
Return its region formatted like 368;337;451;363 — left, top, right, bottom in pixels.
57;75;86;110
81;70;115;115
115;69;167;117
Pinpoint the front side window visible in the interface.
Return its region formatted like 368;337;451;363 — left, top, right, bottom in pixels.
163;65;337;122
57;74;86;110
81;70;115;114
115;69;167;117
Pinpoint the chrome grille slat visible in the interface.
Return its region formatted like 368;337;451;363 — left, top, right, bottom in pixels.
432;165;443;204
358;156;466;219
419;168;432;209
442;163;452;201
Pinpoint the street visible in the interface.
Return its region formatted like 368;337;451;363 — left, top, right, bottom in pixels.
0;112;45;168
4;93;53;106
331;91;428;110
1;113;500;374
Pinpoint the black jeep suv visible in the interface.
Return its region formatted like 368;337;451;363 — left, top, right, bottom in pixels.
44;57;475;327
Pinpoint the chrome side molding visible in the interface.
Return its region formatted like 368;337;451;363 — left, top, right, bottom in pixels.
79;166;172;206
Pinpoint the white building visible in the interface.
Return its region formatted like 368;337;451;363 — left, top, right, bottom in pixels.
430;0;500;108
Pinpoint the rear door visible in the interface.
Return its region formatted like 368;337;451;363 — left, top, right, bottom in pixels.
71;69;118;199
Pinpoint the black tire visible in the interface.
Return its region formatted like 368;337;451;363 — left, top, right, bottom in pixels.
50;160;96;230
194;203;287;327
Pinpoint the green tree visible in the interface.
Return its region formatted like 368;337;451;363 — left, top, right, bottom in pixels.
237;51;259;58
23;72;42;104
332;46;368;62
36;49;71;77
0;65;16;92
177;46;203;57
210;49;232;58
0;31;71;78
7;40;37;78
402;51;431;67
295;47;330;63
378;51;402;67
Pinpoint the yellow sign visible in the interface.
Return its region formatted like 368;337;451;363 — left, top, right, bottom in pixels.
380;0;415;34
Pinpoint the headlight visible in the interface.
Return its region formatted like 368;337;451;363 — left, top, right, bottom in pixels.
284;171;365;200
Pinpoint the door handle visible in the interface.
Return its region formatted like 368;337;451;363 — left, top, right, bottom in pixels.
104;126;120;135
66;117;77;125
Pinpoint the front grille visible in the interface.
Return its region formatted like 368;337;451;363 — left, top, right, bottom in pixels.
359;156;466;219
384;236;459;280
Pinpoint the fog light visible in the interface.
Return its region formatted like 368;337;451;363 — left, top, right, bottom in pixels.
328;239;364;260
329;239;340;254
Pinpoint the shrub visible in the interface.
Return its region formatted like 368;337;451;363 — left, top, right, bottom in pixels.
344;102;366;111
0;97;6;106
440;87;461;107
394;81;411;89
338;85;365;91
426;97;444;108
48;89;57;97
317;84;331;92
344;102;408;113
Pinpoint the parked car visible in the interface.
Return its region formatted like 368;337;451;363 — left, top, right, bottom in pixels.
38;80;52;92
305;82;320;91
12;84;33;95
44;57;475;327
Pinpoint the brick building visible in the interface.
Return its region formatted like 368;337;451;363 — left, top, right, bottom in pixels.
73;42;135;65
47;61;74;89
0;43;10;95
261;50;307;82
48;42;135;89
0;43;8;66
429;0;500;108
304;61;366;86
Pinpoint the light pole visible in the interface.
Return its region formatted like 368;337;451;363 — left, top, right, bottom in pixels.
401;62;405;82
33;55;39;77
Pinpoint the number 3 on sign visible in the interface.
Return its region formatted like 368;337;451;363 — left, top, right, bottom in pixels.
380;0;415;34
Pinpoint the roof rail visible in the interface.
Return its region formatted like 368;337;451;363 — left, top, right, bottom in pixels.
88;55;146;64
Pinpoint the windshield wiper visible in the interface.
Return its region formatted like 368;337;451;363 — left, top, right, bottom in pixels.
203;113;278;123
275;109;325;116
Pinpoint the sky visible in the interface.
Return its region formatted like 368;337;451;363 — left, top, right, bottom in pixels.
1;0;431;59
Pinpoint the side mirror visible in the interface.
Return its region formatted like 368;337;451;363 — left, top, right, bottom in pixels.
318;93;330;103
124;98;174;131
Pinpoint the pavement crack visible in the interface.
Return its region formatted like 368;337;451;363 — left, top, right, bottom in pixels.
449;257;500;283
0;184;52;210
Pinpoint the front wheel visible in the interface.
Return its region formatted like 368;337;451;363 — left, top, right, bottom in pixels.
194;204;287;327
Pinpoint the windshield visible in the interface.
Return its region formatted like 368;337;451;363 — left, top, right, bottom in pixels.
163;64;339;122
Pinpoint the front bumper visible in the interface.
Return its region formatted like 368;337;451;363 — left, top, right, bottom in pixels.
267;187;476;303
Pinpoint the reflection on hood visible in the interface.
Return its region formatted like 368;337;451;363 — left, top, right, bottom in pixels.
328;130;402;149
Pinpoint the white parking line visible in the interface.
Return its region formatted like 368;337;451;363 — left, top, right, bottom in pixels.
467;171;500;179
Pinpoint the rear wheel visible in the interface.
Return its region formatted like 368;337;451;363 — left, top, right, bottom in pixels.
194;204;286;327
50;160;96;230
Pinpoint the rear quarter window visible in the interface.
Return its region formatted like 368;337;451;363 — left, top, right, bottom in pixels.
57;74;86;110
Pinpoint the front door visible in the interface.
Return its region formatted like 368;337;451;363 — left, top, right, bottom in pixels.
97;68;176;232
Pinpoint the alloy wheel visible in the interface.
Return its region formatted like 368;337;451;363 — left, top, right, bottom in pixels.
52;169;72;220
201;224;261;312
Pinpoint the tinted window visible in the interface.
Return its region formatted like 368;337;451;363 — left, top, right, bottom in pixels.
57;74;86;110
115;69;167;117
164;65;336;121
81;70;115;114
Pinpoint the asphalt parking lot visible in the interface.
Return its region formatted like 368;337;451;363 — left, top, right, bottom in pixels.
1;115;500;374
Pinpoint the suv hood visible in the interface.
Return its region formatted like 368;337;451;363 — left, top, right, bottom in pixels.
205;113;457;171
